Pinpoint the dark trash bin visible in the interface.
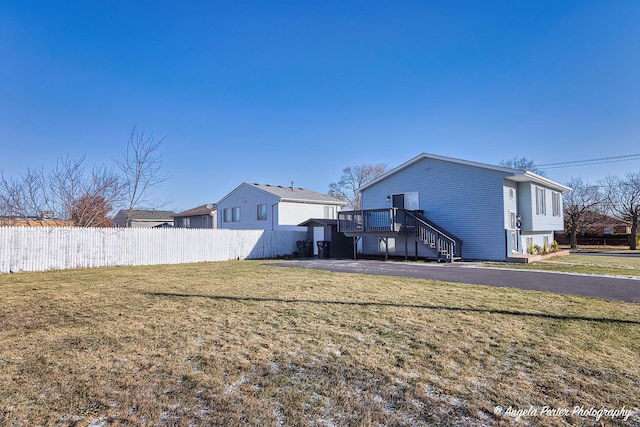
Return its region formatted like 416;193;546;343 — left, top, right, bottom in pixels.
317;241;331;259
297;240;313;257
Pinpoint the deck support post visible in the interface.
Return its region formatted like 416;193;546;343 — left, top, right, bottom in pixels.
353;236;361;260
404;219;409;261
382;237;389;261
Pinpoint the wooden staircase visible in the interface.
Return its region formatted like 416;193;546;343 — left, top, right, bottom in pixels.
403;211;463;262
337;208;463;262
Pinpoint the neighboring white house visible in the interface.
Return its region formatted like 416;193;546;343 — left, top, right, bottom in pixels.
216;183;346;231
338;153;570;261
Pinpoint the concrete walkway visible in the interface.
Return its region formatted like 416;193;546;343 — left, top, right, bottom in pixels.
272;259;640;303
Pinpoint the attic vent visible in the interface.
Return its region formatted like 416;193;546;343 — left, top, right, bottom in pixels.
278;185;283;188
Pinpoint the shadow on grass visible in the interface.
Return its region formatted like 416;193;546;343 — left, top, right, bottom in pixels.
145;292;640;325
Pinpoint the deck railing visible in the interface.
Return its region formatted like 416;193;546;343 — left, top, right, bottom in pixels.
338;208;463;261
338;208;402;233
404;211;462;260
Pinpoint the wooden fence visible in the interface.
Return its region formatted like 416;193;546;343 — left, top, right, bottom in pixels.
0;227;306;273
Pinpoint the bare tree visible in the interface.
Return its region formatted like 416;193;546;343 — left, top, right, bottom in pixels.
0;167;50;225
499;157;546;176
71;194;115;227
329;163;388;210
1;156;124;227
117;125;168;225
603;172;640;250
563;178;603;249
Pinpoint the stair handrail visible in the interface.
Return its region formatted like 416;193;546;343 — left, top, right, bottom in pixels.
404;210;463;258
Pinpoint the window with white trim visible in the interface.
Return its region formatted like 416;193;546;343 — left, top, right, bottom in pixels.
535;187;546;215
552;192;561;216
257;204;267;221
224;207;241;222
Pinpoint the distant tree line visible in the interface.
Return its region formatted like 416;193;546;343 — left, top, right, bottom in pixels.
0;125;167;227
498;157;640;250
564;174;640;250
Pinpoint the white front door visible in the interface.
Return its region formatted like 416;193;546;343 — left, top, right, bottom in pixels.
313;227;325;255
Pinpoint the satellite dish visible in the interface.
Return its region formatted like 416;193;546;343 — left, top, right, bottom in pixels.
206;204;213;209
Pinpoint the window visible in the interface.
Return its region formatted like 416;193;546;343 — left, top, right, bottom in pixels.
378;237;395;254
509;212;516;230
535;187;546;215
224;207;241;222
257;204;267;221
543;236;549;246
323;206;335;219
181;217;190;228
201;215;210;228
552;192;561;216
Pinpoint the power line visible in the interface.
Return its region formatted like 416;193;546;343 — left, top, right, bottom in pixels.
538;154;640;169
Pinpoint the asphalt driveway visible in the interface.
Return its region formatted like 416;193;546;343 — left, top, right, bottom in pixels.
272;259;640;303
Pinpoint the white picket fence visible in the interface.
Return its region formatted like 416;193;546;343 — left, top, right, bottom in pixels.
0;227;306;273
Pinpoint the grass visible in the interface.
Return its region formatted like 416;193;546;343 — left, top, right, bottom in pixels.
0;261;639;426
486;254;640;277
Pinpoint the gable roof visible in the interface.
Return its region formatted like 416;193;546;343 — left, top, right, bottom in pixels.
173;204;216;218
360;153;570;193
218;183;346;206
114;209;176;220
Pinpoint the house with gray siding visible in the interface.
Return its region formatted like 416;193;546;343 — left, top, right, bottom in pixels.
113;209;176;228
173;204;216;228
338;153;569;261
217;183;346;232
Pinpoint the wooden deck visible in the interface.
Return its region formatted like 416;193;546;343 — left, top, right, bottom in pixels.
337;209;462;262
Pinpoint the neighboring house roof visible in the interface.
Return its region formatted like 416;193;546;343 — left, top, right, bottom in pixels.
114;209;176;221
173;204;216;218
218;183;347;206
360;153;571;193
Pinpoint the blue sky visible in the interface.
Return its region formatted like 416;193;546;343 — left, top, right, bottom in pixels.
1;1;639;212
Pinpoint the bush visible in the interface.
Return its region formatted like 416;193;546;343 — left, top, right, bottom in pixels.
552;240;559;252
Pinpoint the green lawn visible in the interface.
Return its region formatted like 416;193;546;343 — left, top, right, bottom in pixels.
0;261;638;426
486;254;640;277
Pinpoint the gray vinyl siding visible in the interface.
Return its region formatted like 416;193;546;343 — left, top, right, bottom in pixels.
174;215;215;228
518;183;564;232
517;183;534;231
361;157;509;261
503;180;518;229
217;185;279;230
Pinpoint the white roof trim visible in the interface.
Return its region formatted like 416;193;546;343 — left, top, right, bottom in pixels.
506;172;571;192
360;152;570;192
360;153;518;191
